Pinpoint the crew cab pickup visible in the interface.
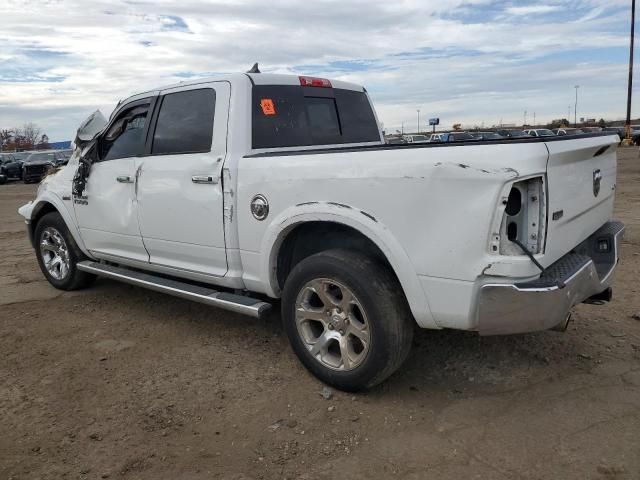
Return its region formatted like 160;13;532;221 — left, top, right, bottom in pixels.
19;73;624;391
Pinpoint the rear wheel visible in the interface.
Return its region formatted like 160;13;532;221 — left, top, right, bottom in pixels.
282;249;414;391
34;212;96;290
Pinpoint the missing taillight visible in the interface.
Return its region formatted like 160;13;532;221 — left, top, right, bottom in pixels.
493;176;547;256
505;188;522;216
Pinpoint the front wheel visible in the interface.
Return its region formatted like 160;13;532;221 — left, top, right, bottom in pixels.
282;249;414;391
34;212;96;290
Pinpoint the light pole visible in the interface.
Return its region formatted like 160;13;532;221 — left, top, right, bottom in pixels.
524;110;528;127
574;85;580;127
417;109;421;134
624;0;636;143
568;106;571;123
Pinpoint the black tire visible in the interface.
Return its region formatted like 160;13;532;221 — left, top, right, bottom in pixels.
282;249;414;391
34;212;96;290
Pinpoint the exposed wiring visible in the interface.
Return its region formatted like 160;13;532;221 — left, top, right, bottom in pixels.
511;238;546;274
510;238;566;289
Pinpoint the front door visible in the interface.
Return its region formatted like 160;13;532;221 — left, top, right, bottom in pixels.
135;83;229;276
74;98;153;263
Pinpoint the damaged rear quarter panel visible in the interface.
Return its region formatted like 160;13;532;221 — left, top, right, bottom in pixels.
236;142;549;326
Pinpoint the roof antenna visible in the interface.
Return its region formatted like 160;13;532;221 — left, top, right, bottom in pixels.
247;63;261;74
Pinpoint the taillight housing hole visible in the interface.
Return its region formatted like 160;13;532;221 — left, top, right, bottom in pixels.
507;222;518;241
505;188;522;216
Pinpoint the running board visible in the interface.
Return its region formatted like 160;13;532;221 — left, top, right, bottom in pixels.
77;261;272;318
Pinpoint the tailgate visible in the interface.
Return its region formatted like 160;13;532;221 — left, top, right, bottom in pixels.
543;135;618;265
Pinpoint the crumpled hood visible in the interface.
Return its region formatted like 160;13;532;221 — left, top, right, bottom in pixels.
75;110;107;145
72;110;106;197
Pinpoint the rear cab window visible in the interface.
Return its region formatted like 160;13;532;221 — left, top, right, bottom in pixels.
251;83;381;150
152;88;216;155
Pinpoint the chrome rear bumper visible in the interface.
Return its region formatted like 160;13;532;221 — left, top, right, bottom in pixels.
477;220;624;336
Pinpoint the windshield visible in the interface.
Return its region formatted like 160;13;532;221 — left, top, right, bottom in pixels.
25;152;56;163
410;135;428;141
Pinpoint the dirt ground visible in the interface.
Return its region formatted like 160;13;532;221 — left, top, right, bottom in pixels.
1;148;639;480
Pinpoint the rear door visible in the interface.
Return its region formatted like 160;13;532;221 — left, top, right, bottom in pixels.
544;135;619;262
134;82;229;276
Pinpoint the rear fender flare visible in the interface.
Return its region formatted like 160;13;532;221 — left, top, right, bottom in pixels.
260;203;437;329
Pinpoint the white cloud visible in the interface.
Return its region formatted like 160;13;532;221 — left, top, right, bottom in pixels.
0;0;635;139
505;5;561;16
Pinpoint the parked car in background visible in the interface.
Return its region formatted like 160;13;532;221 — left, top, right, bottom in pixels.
22;151;59;183
524;129;556;138
495;129;532;139
602;127;640;145
403;134;430;144
386;136;408;145
0;152;28;180
602;127;624;139
54;149;73;166
429;132;480;143
470;131;504;140
0;153;16;162
553;128;585;136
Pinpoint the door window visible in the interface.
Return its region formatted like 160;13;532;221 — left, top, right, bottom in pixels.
101;103;150;161
151;88;216;155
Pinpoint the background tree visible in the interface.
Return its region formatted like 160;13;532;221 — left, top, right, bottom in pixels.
36;134;50;150
18;122;42;149
0;129;13;151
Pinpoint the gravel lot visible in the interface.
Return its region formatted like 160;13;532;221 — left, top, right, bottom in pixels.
1;148;639;480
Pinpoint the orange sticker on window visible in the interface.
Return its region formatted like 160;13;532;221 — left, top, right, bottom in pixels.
260;98;276;115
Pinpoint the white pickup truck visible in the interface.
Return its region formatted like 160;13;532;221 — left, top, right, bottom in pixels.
19;72;624;391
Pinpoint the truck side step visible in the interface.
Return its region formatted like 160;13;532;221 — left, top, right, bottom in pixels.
77;261;272;318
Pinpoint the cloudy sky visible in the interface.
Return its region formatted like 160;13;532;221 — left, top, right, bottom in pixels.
0;0;637;140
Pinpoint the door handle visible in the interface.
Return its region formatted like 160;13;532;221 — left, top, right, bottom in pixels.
116;175;133;183
192;175;218;184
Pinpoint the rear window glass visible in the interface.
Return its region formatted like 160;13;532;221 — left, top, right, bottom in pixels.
252;85;380;149
152;89;216;155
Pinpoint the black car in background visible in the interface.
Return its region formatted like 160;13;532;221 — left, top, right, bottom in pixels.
0;152;30;180
495;129;532;139
602;127;640;145
55;149;73;166
470;131;505;140
22;151;59;183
